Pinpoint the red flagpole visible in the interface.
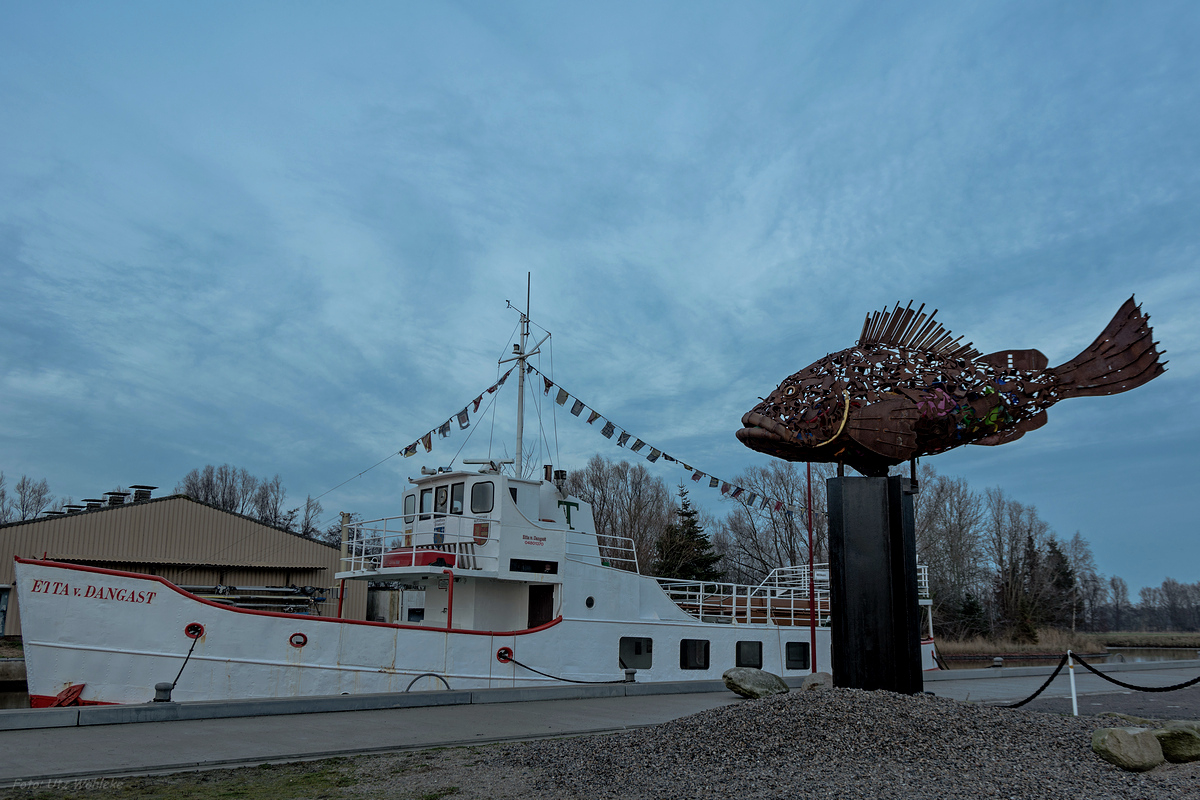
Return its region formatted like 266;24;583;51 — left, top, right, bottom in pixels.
807;462;817;673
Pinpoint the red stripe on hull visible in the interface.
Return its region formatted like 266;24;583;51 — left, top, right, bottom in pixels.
29;695;117;708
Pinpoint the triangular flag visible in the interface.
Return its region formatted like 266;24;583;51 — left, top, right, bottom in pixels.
556;389;569;406
526;364;535;373
402;443;418;458
709;477;719;488
422;432;433;453
691;471;703;482
682;463;692;471
601;421;616;439
587;410;601;424
472;395;484;412
631;439;646;452
617;432;630;447
720;482;730;495
457;408;470;430
497;369;511;387
662;454;675;462
647;448;661;462
544;377;554;395
774;500;784;511
570;399;585;416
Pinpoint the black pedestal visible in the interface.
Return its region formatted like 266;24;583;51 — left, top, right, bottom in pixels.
826;476;923;694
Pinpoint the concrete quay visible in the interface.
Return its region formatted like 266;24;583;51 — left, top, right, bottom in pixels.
0;660;1197;788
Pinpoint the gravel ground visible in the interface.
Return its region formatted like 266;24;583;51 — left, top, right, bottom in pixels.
4;688;1198;799
514;688;1200;800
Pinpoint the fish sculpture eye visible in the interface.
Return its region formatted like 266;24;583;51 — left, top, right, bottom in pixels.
736;298;1166;477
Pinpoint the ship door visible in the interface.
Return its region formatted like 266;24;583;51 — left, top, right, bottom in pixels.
528;585;554;629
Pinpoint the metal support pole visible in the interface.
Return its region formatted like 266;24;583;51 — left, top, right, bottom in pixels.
1068;650;1078;716
806;461;817;673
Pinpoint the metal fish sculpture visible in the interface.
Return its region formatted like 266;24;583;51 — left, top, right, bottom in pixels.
737;297;1165;476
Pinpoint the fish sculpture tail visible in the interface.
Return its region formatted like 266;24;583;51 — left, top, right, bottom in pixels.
1051;296;1166;398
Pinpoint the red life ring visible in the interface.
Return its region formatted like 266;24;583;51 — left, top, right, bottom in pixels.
496;646;513;663
289;632;308;648
184;623;205;639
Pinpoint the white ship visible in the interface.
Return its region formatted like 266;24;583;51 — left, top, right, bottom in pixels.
14;300;937;707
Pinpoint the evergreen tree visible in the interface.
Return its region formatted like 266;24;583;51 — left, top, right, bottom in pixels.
652;485;724;581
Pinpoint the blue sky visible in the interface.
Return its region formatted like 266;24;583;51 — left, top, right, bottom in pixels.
1;2;1196;593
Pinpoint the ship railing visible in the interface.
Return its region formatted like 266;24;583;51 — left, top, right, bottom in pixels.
761;562;930;599
655;577;830;627
343;513;501;572
565;531;639;572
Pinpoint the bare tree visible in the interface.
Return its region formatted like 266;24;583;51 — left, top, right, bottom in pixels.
299;495;325;540
253;475;295;530
0;472;11;523
717;461;832;584
566;455;672;572
14;475;54;520
177;464;261;515
913;464;986;638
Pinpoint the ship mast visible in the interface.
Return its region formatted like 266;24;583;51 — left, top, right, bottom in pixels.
501;273;548;479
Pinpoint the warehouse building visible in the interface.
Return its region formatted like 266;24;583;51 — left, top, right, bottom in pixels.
1;490;366;636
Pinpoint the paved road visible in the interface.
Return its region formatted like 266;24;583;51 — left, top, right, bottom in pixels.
2;663;1198;787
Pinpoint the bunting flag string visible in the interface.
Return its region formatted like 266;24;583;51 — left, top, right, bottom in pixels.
398;369;514;461
523;363;818;518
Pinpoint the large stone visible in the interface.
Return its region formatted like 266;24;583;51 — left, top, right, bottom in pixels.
1165;719;1200;735
801;671;833;691
1155;726;1200;763
1091;727;1164;772
722;667;789;699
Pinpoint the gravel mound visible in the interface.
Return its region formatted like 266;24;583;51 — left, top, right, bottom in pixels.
514;689;1200;799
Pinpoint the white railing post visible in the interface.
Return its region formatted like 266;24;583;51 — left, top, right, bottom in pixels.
1067;650;1078;717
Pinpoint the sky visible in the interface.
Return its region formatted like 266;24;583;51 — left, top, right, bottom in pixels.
1;1;1197;594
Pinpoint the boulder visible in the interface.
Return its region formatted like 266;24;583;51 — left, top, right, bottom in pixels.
1098;711;1156;726
800;671;834;691
1091;727;1164;772
1165;719;1200;735
1155;726;1200;763
722;667;789;699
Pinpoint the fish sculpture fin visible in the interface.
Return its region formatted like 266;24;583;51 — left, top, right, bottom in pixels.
1051;296;1166;398
846;397;920;460
977;349;1049;371
858;302;980;360
971;410;1048;446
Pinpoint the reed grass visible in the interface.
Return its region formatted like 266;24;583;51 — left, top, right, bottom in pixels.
935;628;1104;655
1100;631;1200;648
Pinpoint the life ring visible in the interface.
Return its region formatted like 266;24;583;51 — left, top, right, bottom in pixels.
496;646;514;663
184;623;205;639
289;632;308;648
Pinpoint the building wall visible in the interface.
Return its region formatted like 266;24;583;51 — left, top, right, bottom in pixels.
1;495;367;635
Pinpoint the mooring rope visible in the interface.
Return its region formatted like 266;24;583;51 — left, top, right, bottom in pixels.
505;655;629;685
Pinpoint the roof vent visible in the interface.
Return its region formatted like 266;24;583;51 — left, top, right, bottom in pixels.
63;505;85;514
43;510;65;517
129;485;157;502
104;491;130;506
83;499;105;510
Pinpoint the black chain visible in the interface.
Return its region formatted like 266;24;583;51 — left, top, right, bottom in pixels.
506;656;629;685
1002;653;1069;709
1072;653;1200;693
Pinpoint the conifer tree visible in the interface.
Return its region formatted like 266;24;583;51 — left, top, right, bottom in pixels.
652;484;724;581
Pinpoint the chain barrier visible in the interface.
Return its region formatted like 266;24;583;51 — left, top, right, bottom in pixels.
1003;653;1069;709
1072;653;1200;693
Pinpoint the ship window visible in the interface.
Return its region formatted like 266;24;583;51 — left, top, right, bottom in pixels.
434;485;449;515
786;642;810;670
403;494;416;524
679;639;710;670
471;482;494;514
509;559;558;574
509;487;518;503
419;488;433;520
736;641;763;669
619;637;653;670
450;483;464;515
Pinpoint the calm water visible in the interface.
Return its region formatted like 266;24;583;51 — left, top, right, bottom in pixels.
944;647;1200;670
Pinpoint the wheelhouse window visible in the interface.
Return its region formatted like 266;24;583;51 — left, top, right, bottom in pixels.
786;642;810;671
419;488;433;520
403;494;416;524
434;485;449;515
450;482;464;514
619;637;653;670
737;641;763;669
679;639;710;670
471;482;494;514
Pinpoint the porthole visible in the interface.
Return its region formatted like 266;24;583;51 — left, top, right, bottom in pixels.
289;632;308;648
184;623;205;639
585;596;595;609
496;646;514;663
